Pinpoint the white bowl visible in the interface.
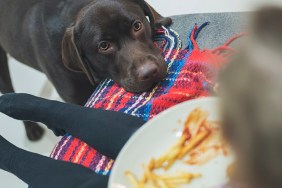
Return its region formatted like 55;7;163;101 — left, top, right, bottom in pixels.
108;97;233;188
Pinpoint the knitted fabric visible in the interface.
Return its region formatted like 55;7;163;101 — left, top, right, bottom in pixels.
50;23;242;176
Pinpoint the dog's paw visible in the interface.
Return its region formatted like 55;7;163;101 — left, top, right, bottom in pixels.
24;122;45;141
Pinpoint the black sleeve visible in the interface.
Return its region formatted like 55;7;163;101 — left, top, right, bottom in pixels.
0;93;146;159
0;136;108;188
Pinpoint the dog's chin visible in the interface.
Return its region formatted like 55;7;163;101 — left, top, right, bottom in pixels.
119;73;167;93
122;82;156;93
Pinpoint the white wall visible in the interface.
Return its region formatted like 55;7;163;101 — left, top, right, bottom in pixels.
147;0;282;16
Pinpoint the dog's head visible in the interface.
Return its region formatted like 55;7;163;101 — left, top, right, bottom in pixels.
62;0;172;93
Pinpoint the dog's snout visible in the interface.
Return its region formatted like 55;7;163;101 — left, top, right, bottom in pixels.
137;62;159;81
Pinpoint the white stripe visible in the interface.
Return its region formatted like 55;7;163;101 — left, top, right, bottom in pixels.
54;136;71;160
106;89;124;110
124;92;146;114
95;156;106;172
90;80;112;106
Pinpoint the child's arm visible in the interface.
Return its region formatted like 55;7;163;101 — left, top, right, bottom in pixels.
0;135;108;188
0;93;146;159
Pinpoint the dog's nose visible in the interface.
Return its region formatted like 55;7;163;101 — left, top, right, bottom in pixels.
137;63;159;81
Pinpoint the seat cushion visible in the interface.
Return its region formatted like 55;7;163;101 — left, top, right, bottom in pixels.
49;12;247;176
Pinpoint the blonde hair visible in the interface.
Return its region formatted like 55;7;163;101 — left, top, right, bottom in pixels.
219;7;282;188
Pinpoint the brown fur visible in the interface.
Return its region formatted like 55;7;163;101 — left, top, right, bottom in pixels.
0;0;172;140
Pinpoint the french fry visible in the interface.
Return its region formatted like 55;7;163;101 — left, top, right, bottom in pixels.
150;173;161;188
159;172;201;185
125;108;229;188
156;136;187;169
146;179;159;188
184;108;209;129
125;171;141;188
165;178;191;184
139;183;145;188
159;173;200;180
156;141;182;163
161;180;179;188
142;164;153;181
178;130;211;159
140;165;148;184
143;164;162;188
165;183;179;188
163;158;177;170
180;172;202;179
155;178;170;188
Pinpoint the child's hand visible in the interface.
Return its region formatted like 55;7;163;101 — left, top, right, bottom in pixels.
0;93;38;120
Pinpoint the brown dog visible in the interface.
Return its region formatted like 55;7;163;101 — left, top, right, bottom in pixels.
220;7;282;188
0;0;172;140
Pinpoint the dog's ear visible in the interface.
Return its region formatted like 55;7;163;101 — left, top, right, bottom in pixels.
62;27;96;85
139;0;172;28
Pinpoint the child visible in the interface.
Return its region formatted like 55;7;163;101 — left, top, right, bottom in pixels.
220;7;282;188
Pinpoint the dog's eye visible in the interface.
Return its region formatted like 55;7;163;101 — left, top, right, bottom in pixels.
98;41;110;51
133;21;142;31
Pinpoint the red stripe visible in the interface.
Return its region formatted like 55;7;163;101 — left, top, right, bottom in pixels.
62;138;80;161
93;86;118;108
115;93;134;111
81;146;97;168
69;141;84;163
